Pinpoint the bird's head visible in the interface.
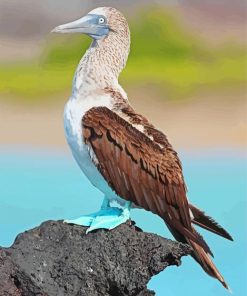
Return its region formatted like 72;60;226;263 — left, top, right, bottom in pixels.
52;7;130;44
52;7;130;78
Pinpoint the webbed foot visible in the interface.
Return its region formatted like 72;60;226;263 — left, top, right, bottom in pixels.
64;199;131;233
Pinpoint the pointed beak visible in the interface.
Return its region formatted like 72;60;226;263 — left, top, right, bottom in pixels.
51;15;93;34
51;14;109;39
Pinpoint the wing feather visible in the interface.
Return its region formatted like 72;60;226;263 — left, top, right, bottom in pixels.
82;106;210;252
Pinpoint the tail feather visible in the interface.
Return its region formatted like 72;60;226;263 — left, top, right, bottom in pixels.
167;222;230;290
189;238;229;290
189;204;233;241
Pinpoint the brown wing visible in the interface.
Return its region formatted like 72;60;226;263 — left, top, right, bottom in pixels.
82;106;211;252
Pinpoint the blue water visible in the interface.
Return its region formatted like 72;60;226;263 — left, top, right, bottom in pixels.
0;146;246;295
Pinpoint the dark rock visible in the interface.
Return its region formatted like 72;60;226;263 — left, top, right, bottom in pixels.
0;220;191;296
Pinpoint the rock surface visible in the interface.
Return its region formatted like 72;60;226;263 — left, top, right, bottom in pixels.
0;220;191;296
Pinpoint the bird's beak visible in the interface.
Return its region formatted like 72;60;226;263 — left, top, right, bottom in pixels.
51;14;109;39
51;15;92;34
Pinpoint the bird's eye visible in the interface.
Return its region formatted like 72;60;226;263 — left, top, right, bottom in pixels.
98;17;105;24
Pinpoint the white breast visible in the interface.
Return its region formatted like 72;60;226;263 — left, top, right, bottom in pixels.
63;93;125;205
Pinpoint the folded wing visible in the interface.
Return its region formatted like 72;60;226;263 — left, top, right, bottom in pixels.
82;106;211;253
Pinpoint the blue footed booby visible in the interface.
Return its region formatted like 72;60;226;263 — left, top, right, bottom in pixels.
52;7;233;289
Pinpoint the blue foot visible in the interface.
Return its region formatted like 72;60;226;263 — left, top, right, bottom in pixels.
64;200;131;233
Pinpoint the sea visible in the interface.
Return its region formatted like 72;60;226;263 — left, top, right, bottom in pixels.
0;146;246;295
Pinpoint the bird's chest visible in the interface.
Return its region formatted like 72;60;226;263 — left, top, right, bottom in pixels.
64;100;87;171
63;96;126;205
63;95;112;186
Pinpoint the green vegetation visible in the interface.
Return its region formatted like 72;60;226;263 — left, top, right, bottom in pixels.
0;8;246;102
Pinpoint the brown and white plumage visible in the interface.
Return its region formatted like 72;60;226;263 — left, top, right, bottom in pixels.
82;95;232;289
52;7;233;290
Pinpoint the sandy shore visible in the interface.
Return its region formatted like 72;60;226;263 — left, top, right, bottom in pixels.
0;88;246;151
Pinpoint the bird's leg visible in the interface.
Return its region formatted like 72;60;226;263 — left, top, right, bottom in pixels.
99;196;111;210
64;197;132;233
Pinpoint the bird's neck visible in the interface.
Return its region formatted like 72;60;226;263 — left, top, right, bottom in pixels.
72;33;130;99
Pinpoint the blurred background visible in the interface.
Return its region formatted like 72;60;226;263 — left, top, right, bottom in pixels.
0;0;246;295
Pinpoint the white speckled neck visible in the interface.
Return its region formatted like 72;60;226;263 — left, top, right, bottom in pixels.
72;47;118;99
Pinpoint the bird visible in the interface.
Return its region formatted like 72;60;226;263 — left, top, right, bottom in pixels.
52;7;233;290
